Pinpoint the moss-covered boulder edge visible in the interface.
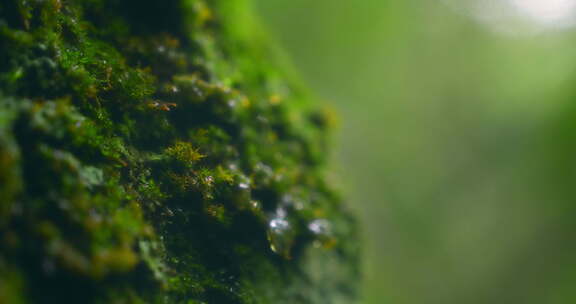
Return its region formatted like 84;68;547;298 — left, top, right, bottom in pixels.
0;0;359;303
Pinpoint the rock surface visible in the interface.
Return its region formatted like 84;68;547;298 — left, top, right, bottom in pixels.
0;1;360;303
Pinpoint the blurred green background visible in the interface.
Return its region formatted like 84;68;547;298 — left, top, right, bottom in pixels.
255;0;576;303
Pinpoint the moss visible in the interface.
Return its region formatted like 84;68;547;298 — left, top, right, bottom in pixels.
0;0;360;303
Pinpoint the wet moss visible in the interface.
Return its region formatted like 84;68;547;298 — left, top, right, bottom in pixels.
0;0;360;303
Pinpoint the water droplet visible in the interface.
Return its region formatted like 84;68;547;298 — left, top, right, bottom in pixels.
192;86;204;99
250;200;261;210
266;206;294;258
269;217;289;231
233;175;252;206
308;219;331;235
227;99;237;109
228;163;239;171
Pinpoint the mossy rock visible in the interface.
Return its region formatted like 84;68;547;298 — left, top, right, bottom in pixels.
0;1;360;303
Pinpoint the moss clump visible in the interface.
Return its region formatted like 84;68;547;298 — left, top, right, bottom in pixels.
0;0;360;303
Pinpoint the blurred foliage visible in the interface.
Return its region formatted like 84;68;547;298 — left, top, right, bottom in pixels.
257;0;576;303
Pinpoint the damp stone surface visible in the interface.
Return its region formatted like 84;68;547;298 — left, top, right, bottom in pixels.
0;0;360;303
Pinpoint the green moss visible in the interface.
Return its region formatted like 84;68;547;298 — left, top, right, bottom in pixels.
0;0;360;303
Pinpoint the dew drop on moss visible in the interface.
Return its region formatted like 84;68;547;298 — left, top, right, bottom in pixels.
266;206;293;257
308;219;331;236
